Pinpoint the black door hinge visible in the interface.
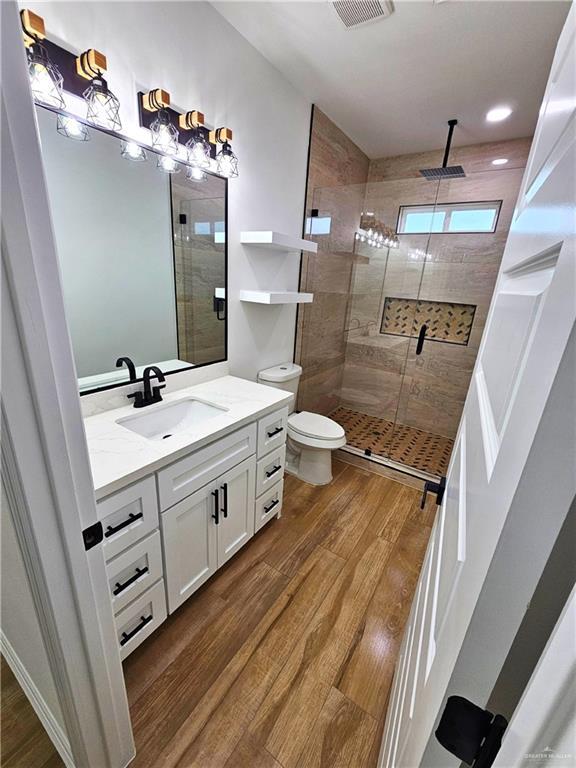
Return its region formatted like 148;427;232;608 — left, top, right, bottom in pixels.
421;475;446;510
436;695;508;767
82;521;103;551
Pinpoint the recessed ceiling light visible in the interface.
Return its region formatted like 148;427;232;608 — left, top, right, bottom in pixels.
486;106;512;123
492;158;509;166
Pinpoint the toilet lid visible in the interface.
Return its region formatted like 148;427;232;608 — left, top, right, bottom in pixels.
288;411;345;441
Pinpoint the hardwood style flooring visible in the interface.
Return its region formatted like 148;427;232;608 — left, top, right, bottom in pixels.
124;460;434;768
330;407;454;476
0;657;63;768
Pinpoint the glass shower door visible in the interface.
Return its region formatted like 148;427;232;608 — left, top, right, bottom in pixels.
385;165;525;476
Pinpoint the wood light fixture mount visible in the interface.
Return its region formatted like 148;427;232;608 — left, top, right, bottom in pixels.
76;48;107;80
21;8;45;48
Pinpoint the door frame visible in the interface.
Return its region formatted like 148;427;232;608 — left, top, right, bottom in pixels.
1;2;134;765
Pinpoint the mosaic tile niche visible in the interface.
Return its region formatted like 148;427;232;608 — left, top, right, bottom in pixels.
380;297;476;346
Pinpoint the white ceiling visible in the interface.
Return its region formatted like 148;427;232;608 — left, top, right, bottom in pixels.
212;0;570;158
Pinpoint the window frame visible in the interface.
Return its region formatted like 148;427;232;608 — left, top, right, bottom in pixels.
396;200;502;235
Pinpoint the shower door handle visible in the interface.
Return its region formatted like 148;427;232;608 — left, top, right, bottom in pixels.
416;324;428;355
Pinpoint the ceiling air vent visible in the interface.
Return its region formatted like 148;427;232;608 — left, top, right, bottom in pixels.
333;0;394;28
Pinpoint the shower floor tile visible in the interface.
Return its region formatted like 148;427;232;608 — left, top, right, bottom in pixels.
330;406;454;476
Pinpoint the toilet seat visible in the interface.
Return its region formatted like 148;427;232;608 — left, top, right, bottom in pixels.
288;411;346;449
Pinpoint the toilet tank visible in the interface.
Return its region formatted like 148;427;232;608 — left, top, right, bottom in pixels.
257;363;302;413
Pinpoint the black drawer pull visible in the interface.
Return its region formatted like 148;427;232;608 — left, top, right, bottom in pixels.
221;482;228;518
265;464;282;478
113;566;148;596
105;511;143;538
266;426;284;438
120;614;152;646
212;489;220;525
263;498;279;515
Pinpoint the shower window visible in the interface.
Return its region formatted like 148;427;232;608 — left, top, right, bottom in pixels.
397;200;501;234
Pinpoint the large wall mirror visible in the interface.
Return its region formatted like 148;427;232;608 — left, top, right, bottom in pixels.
36;107;227;394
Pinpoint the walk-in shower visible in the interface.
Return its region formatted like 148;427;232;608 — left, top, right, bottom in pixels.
297;129;528;479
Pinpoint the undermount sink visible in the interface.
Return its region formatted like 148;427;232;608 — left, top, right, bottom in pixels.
116;398;228;440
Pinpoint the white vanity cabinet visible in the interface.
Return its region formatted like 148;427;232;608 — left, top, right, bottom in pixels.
96;404;288;658
162;455;255;613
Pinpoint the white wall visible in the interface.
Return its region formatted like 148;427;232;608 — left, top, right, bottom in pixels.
36;107;177;378
26;0;311;382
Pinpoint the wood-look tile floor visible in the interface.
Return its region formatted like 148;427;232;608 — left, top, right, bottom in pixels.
124;460;434;768
330;407;454;476
0;657;64;768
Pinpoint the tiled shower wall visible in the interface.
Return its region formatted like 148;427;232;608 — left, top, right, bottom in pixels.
296;107;370;414
297;109;531;439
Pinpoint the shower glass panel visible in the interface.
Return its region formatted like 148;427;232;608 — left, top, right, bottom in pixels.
300;164;524;478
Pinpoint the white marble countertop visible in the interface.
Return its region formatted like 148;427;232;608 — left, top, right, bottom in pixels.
84;375;293;500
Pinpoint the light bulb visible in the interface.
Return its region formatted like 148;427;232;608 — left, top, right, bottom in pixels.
492;158;509;166
56;115;89;141
84;78;122;132
157;155;180;174
186;134;211;169
28;45;65;109
216;143;239;178
186;165;206;182
121;141;147;161
150;109;179;156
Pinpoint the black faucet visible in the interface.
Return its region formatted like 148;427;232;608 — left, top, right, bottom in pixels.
116;356;137;383
127;366;166;408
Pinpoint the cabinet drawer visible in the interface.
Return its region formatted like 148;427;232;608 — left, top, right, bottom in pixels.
157;424;256;511
106;531;163;615
257;407;288;458
115;580;167;661
256;445;286;497
97;476;159;561
255;479;284;532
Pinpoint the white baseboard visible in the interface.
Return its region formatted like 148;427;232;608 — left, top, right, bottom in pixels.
1;631;75;768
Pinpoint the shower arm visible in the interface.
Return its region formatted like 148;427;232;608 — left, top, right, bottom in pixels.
442;119;458;168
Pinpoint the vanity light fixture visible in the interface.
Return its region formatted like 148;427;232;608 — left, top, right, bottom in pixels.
121;140;147;161
356;215;399;250
76;49;122;132
157;155;180;174
142;89;179;156
181;111;211;170
211;127;239;178
21;10;65;109
57;114;89;141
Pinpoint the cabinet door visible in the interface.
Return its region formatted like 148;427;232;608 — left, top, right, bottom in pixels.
161;485;218;613
217;456;256;567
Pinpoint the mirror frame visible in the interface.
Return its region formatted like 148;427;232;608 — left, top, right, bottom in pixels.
35;103;228;396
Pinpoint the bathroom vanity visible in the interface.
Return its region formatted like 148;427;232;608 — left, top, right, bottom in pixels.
84;376;292;659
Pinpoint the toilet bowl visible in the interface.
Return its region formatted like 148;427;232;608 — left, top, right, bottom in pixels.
257;363;346;486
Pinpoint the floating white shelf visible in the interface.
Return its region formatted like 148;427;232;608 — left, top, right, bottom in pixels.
239;290;314;305
240;231;318;254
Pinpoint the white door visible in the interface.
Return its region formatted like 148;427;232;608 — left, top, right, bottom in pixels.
380;7;576;766
162;485;218;613
217;456;256;566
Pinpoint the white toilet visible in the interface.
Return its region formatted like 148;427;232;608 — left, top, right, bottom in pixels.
257;363;346;485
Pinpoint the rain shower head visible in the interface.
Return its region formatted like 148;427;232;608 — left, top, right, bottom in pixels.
419;119;466;179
